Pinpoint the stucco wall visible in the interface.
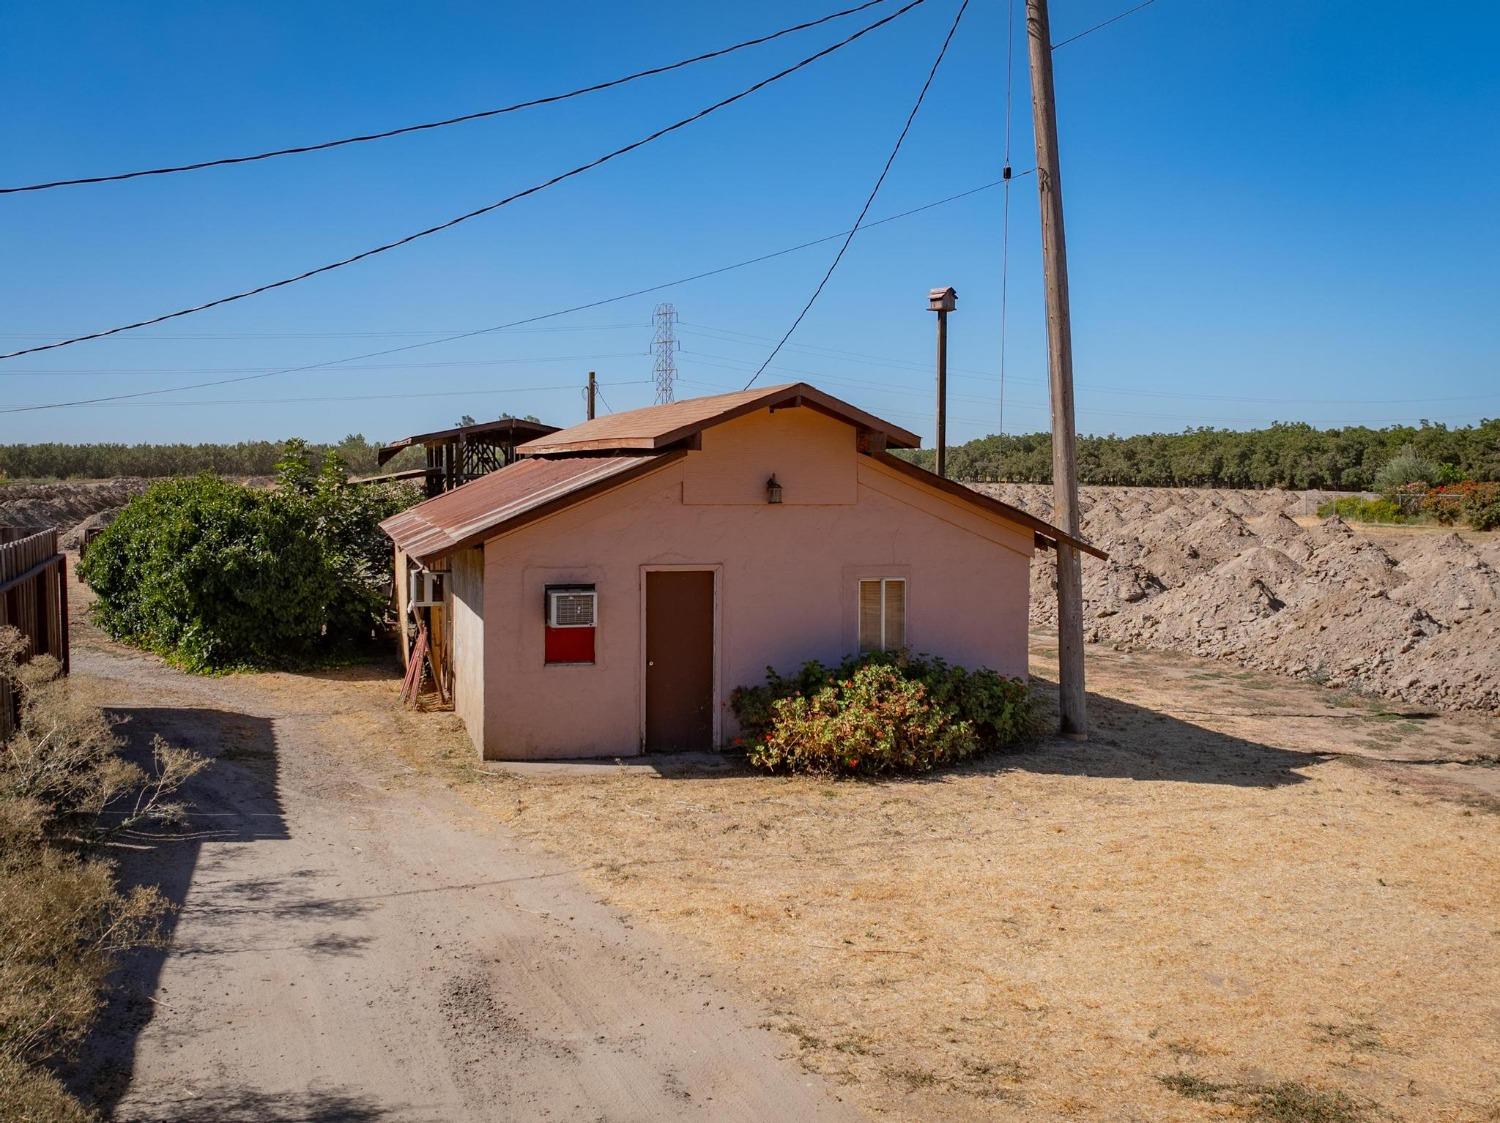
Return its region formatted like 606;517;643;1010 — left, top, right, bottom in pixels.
448;547;485;753
471;405;1033;760
683;406;856;505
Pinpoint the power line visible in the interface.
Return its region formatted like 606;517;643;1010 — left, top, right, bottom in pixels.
680;335;1500;406
680;371;1486;431
1050;0;1158;50
743;0;970;389
85;380;654;408
0;323;642;342
0;352;648;378
0;0;930;364
0;0;896;195
0;174;1006;414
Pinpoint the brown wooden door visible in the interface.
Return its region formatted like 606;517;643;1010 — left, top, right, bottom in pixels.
645;570;715;751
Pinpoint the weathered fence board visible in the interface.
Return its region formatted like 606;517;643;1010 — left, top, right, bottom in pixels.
0;528;68;737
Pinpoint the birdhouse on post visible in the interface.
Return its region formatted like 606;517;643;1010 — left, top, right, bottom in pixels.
928;286;957;477
928;286;958;313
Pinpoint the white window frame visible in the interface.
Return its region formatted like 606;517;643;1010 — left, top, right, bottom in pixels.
858;577;906;653
547;587;597;629
409;569;445;609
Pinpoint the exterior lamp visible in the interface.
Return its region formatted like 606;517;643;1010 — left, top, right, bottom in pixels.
765;475;783;504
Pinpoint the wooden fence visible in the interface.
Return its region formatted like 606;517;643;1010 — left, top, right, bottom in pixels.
0;529;68;737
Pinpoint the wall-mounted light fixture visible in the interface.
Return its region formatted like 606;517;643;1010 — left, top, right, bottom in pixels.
765;474;783;504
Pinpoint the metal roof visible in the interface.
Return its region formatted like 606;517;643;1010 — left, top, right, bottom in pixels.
871;453;1107;560
517;383;922;456
376;417;560;466
381;453;679;565
379;383;1104;565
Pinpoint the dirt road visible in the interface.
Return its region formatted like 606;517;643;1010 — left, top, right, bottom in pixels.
68;637;855;1122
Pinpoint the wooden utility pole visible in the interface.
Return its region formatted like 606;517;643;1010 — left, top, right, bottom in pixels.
1025;0;1087;738
928;286;957;477
586;370;597;420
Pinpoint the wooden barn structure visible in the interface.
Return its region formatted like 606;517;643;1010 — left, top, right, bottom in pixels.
375;417;560;700
372;417;560;498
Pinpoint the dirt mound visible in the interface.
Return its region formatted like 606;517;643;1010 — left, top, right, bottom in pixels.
60;508;122;551
0;479;151;534
979;483;1499;713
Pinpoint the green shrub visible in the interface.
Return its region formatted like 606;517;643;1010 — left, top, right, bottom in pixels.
1372;443;1440;496
77;446;416;671
1315;496;1406;524
731;652;1033;776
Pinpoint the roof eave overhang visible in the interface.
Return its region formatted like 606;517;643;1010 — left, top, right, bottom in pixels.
872;452;1107;560
516;383;921;457
382;450;686;566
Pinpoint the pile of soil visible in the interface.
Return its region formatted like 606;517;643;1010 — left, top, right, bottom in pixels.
0;478;151;538
978;484;1500;713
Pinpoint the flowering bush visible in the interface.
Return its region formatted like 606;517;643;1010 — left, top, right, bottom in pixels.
730;652;1033;776
1424;481;1500;531
1320;481;1500;531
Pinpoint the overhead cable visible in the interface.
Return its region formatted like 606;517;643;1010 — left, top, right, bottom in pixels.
1051;0;1158;50
0;0;895;195
0;172;1002;414
743;0;970;389
0;0;929;363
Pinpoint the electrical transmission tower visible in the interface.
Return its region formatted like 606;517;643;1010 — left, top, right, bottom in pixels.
652;302;679;404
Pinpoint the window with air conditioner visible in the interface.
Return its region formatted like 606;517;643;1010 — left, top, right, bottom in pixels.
858;578;906;653
545;585;596;664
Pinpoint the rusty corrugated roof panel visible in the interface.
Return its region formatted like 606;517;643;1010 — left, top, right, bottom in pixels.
381;452;678;564
517;382;921;455
376;417;560;466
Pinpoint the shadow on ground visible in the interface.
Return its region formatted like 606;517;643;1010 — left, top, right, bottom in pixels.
65;705;288;1116
111;1085;411;1122
490;682;1323;790
989;675;1324;788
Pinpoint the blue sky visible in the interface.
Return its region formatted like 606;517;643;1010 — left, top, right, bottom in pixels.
2;0;1496;447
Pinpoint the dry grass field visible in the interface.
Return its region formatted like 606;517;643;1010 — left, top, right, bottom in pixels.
61;556;1499;1120
389;637;1500;1123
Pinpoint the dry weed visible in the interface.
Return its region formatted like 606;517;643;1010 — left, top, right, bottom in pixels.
390;639;1500;1122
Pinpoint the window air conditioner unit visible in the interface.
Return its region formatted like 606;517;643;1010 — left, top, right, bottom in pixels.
547;587;596;628
409;569;446;609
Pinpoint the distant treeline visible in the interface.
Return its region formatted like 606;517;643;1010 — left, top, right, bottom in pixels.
0;434;422;480
899;420;1500;491
6;419;1499;490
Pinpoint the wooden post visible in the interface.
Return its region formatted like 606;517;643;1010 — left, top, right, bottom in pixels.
935;311;948;477
927;286;958;478
1025;0;1087;739
587;371;597;420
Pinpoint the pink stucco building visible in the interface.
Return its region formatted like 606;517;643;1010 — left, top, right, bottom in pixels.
381;384;1100;761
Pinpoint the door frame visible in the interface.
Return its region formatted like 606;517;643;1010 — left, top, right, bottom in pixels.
638;564;722;751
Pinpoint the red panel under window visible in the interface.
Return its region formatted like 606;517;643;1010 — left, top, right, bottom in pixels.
545;626;595;664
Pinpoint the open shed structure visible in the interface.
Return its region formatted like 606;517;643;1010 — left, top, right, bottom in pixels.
375;417;560;498
382;383;1103;760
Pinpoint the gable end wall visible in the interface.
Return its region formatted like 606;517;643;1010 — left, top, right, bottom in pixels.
473;406;1033;760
